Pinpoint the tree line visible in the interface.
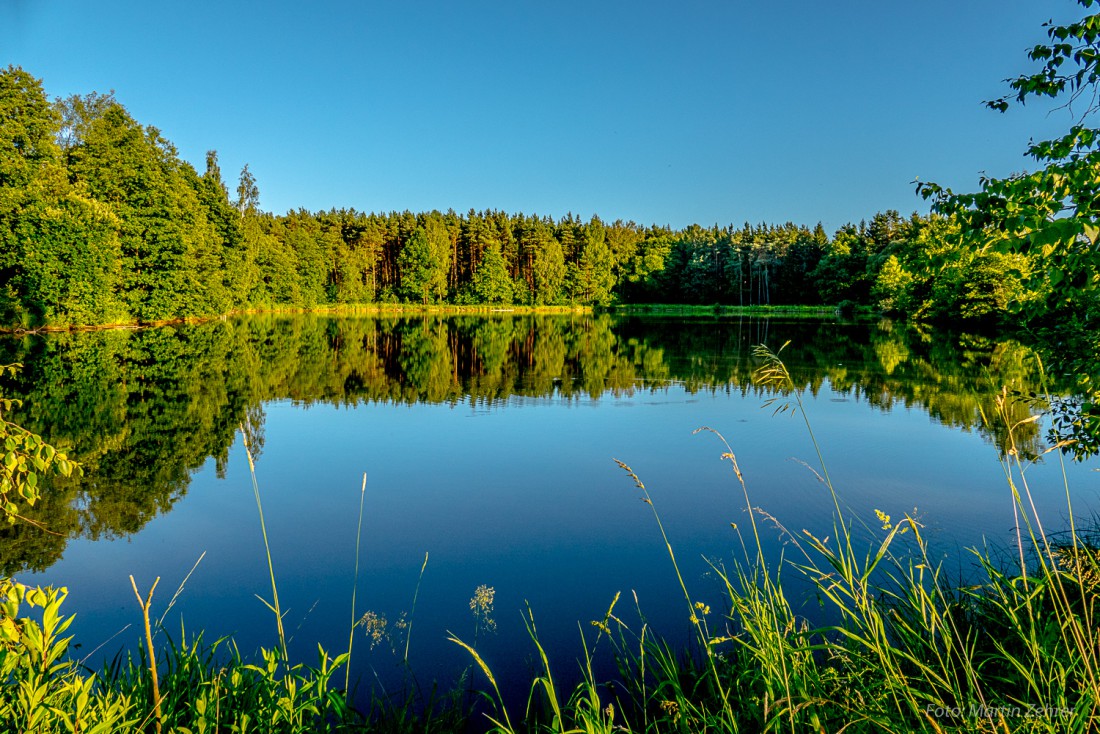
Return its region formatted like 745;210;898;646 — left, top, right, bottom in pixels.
1;66;1049;328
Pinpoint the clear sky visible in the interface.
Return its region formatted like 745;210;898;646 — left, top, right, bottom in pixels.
0;1;1086;232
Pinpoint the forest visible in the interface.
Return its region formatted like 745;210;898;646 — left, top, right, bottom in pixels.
0;66;1053;328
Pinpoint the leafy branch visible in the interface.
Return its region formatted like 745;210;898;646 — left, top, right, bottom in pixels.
0;363;79;526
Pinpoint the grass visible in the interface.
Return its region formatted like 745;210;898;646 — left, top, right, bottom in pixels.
447;344;1099;733
2;345;1098;732
605;303;869;319
0;303;594;333
0;433;470;732
232;303;594;318
0;301;875;334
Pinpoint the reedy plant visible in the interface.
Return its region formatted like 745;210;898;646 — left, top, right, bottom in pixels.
235;430;460;731
347;472;367;694
450;341;1099;733
613;458;739;732
101;628;359;733
744;343;1100;731
450;600;626;734
240;423;288;663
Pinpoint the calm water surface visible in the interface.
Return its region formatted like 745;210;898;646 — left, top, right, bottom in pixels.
3;314;1097;700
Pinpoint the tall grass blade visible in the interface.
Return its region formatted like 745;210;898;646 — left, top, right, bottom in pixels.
240;423;287;661
346;472;367;694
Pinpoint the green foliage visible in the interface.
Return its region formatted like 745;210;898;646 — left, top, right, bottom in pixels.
235;162;259;214
197;151;258;302
12;190;126;326
469;243;514;304
810;223;872;304
914;0;1100;452
928;250;1036;321
871;254;915;313
919;0;1100;324
251;213;302;306
616;228;673;302
0;66;57;189
0;578;134;732
0;66;1023;323
398;226;448;303
0;68;127;327
280;209;338;307
568;223;615;305
522;220;567;305
0;363;78;525
0;66;986;321
65;99;232;321
0;575;470;733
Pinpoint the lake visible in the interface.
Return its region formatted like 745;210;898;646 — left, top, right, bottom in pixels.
3;313;1097;704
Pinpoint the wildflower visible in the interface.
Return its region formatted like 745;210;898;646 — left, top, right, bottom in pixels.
470;584;497;634
357;610;388;649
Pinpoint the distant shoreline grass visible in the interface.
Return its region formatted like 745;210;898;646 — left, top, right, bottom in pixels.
0;302;876;335
0;303;596;334
606;302;870;318
257;303;593;316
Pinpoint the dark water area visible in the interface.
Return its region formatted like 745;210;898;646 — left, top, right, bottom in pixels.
2;313;1097;708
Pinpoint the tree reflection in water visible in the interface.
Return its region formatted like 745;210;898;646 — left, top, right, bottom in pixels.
0;313;1071;574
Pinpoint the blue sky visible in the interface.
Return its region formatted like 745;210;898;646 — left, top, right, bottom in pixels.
1;1;1086;231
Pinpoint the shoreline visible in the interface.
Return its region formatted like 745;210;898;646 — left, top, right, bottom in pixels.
0;302;880;335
